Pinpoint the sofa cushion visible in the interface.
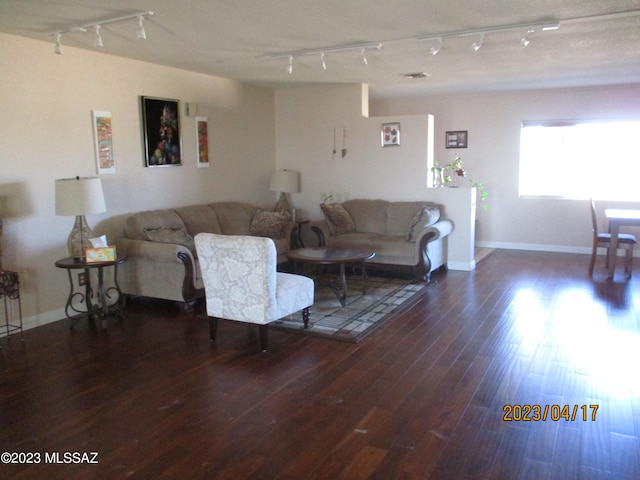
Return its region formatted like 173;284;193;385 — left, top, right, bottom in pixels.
249;210;290;239
210;202;258;235
144;226;196;255
125;209;186;241
175;204;222;236
407;206;441;242
343;199;388;233
320;203;356;235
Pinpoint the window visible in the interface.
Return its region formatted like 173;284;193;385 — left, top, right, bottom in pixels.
519;120;640;201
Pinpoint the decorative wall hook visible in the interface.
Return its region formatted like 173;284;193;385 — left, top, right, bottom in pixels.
341;127;347;158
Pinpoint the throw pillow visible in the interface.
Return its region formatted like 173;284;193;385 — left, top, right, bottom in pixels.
144;227;196;255
406;206;441;242
249;210;290;239
321;203;356;235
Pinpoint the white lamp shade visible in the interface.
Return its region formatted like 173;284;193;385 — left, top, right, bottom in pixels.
269;170;300;193
55;177;106;216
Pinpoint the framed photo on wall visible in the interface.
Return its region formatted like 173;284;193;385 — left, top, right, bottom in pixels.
92;110;115;174
446;130;468;148
196;116;210;168
381;123;400;147
141;96;182;166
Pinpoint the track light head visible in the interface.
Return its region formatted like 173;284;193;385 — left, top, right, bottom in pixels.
360;47;368;65
54;32;63;54
472;33;484;51
137;16;147;40
320;52;327;70
93;24;103;48
287;55;293;75
429;37;443;56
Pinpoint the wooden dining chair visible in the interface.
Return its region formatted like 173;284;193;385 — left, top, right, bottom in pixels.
589;198;636;277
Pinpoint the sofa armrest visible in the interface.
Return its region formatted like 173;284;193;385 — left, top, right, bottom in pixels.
310;220;331;247
413;219;454;244
114;237;202;304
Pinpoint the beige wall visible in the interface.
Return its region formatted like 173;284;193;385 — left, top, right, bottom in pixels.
0;32;276;329
370;84;640;251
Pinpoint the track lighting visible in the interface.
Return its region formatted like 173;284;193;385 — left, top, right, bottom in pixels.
268;42;382;71
93;25;103;48
471;34;484;52
50;11;153;54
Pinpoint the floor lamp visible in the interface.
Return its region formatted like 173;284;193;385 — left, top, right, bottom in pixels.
55;176;106;260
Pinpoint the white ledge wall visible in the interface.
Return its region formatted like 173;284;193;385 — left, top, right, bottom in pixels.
274;83;476;270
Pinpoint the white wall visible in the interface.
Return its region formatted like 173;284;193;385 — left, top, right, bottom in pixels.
275;84;434;215
370;84;640;252
0;32;276;329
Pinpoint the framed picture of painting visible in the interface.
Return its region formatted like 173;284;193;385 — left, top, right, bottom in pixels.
446;130;468;148
196;117;210;168
140;96;182;167
92;110;115;174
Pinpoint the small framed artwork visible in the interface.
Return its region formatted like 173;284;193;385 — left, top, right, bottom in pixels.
92;111;115;174
446;130;468;148
196;116;210;168
140;96;182;167
381;123;400;147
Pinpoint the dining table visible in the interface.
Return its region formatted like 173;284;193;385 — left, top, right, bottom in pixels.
604;208;640;279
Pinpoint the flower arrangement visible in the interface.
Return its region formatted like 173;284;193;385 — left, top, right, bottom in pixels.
432;155;489;210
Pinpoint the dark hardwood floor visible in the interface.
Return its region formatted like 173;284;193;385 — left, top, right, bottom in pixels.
1;249;639;479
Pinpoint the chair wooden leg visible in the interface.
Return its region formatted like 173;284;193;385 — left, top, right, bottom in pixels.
258;325;269;352
588;243;597;276
302;307;310;329
209;317;218;343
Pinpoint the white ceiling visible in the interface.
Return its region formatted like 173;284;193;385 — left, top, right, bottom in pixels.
2;0;640;99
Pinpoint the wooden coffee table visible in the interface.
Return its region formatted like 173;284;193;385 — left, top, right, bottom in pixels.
287;247;375;307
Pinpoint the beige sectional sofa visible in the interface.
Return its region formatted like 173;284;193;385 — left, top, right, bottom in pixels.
114;202;296;308
310;199;453;282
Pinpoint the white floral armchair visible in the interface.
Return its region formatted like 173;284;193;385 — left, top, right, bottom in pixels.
194;233;314;351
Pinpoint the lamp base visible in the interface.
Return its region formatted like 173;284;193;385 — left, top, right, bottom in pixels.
274;192;292;213
68;215;94;260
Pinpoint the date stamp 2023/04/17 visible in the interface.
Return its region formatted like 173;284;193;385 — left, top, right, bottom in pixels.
503;404;599;422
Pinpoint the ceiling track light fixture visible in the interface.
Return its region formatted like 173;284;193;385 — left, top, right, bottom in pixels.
419;20;561;51
428;37;443;56
137;15;147;40
50;11;154;54
269;42;382;70
54;32;63;55
93;25;103;48
471;33;484;52
521;29;535;47
360;47;368;65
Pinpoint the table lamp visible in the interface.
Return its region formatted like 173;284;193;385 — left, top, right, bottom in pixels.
55;176;106;260
269;169;299;213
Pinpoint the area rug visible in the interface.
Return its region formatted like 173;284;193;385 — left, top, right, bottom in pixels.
273;275;426;343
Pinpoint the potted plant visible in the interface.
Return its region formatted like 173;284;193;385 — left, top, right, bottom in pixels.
432;156;489;210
